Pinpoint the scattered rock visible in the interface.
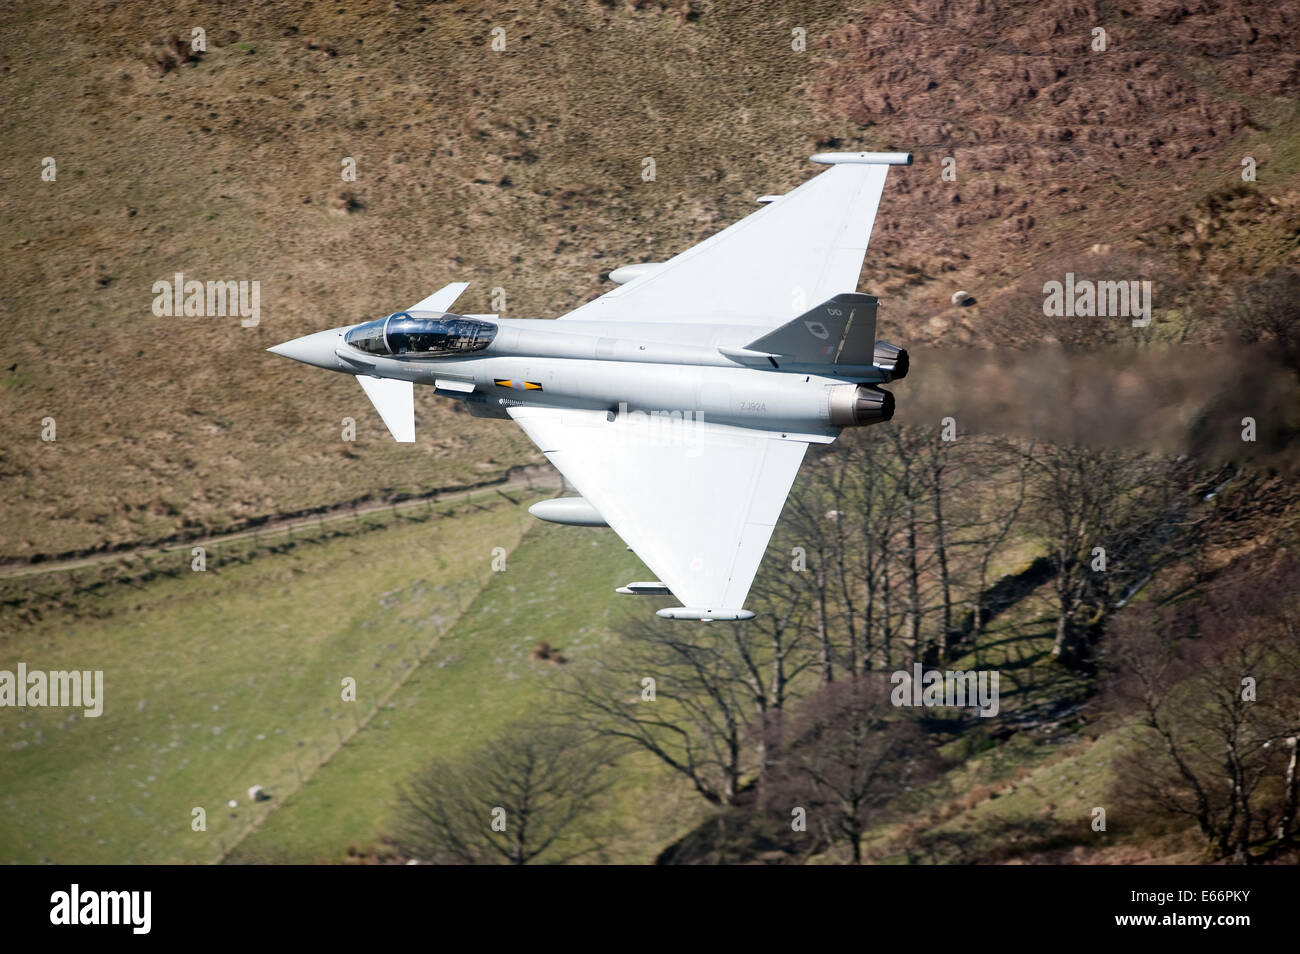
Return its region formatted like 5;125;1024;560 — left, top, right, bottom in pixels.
530;640;568;665
143;33;201;77
330;190;363;215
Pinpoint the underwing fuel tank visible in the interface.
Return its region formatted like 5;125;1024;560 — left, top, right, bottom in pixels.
528;497;609;527
657;607;757;622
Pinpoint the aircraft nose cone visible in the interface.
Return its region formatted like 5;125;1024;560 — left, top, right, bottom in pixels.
267;329;344;369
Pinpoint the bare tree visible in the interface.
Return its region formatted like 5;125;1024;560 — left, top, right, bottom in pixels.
389;723;616;864
1224;267;1300;374
780;451;845;683
1022;442;1185;665
781;427;1034;673
557;614;819;806
1106;558;1300;861
765;673;941;864
958;437;1030;649
834;430;910;671
744;555;823;785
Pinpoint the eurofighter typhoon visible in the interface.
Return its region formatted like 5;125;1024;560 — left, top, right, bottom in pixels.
269;152;912;621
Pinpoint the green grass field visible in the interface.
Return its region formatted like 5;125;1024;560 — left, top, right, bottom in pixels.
1;491;711;864
0;494;542;863
226;516;713;864
3;474;1282;864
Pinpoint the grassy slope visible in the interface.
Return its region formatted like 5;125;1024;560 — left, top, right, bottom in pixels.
849;576;1194;865
3;0;1296;866
876;594;1106;864
227;518;709;865
0;494;537;863
3;0;1294;559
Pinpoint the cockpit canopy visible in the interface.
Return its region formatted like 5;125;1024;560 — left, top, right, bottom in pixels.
344;311;497;358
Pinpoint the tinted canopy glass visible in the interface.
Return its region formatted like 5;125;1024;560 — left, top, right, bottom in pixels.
345;312;497;357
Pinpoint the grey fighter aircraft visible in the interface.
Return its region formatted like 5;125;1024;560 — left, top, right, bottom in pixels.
269;151;912;621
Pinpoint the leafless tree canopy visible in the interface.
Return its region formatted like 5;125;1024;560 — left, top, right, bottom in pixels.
764;675;942;864
561;425;1218;831
555;616;801;806
1223;267;1300;374
1106;558;1300;862
388;724;617;864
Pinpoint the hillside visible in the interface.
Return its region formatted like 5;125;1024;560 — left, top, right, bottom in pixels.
2;0;1298;869
3;0;1297;558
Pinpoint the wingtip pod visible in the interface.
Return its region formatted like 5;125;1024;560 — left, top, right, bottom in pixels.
657;607;756;622
810;151;913;166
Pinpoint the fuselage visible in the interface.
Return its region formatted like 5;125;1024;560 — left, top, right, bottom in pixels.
292;317;894;439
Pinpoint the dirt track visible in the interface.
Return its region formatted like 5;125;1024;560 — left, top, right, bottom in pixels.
0;466;561;583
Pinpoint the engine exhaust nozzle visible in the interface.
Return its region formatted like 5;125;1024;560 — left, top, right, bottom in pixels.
829;384;894;427
873;340;909;380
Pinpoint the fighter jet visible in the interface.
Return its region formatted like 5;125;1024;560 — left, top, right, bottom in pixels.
269;151;912;621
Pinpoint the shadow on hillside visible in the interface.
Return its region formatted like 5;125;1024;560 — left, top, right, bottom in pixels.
898;814;1095;865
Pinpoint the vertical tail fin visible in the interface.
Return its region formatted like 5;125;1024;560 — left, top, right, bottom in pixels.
743;293;878;365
